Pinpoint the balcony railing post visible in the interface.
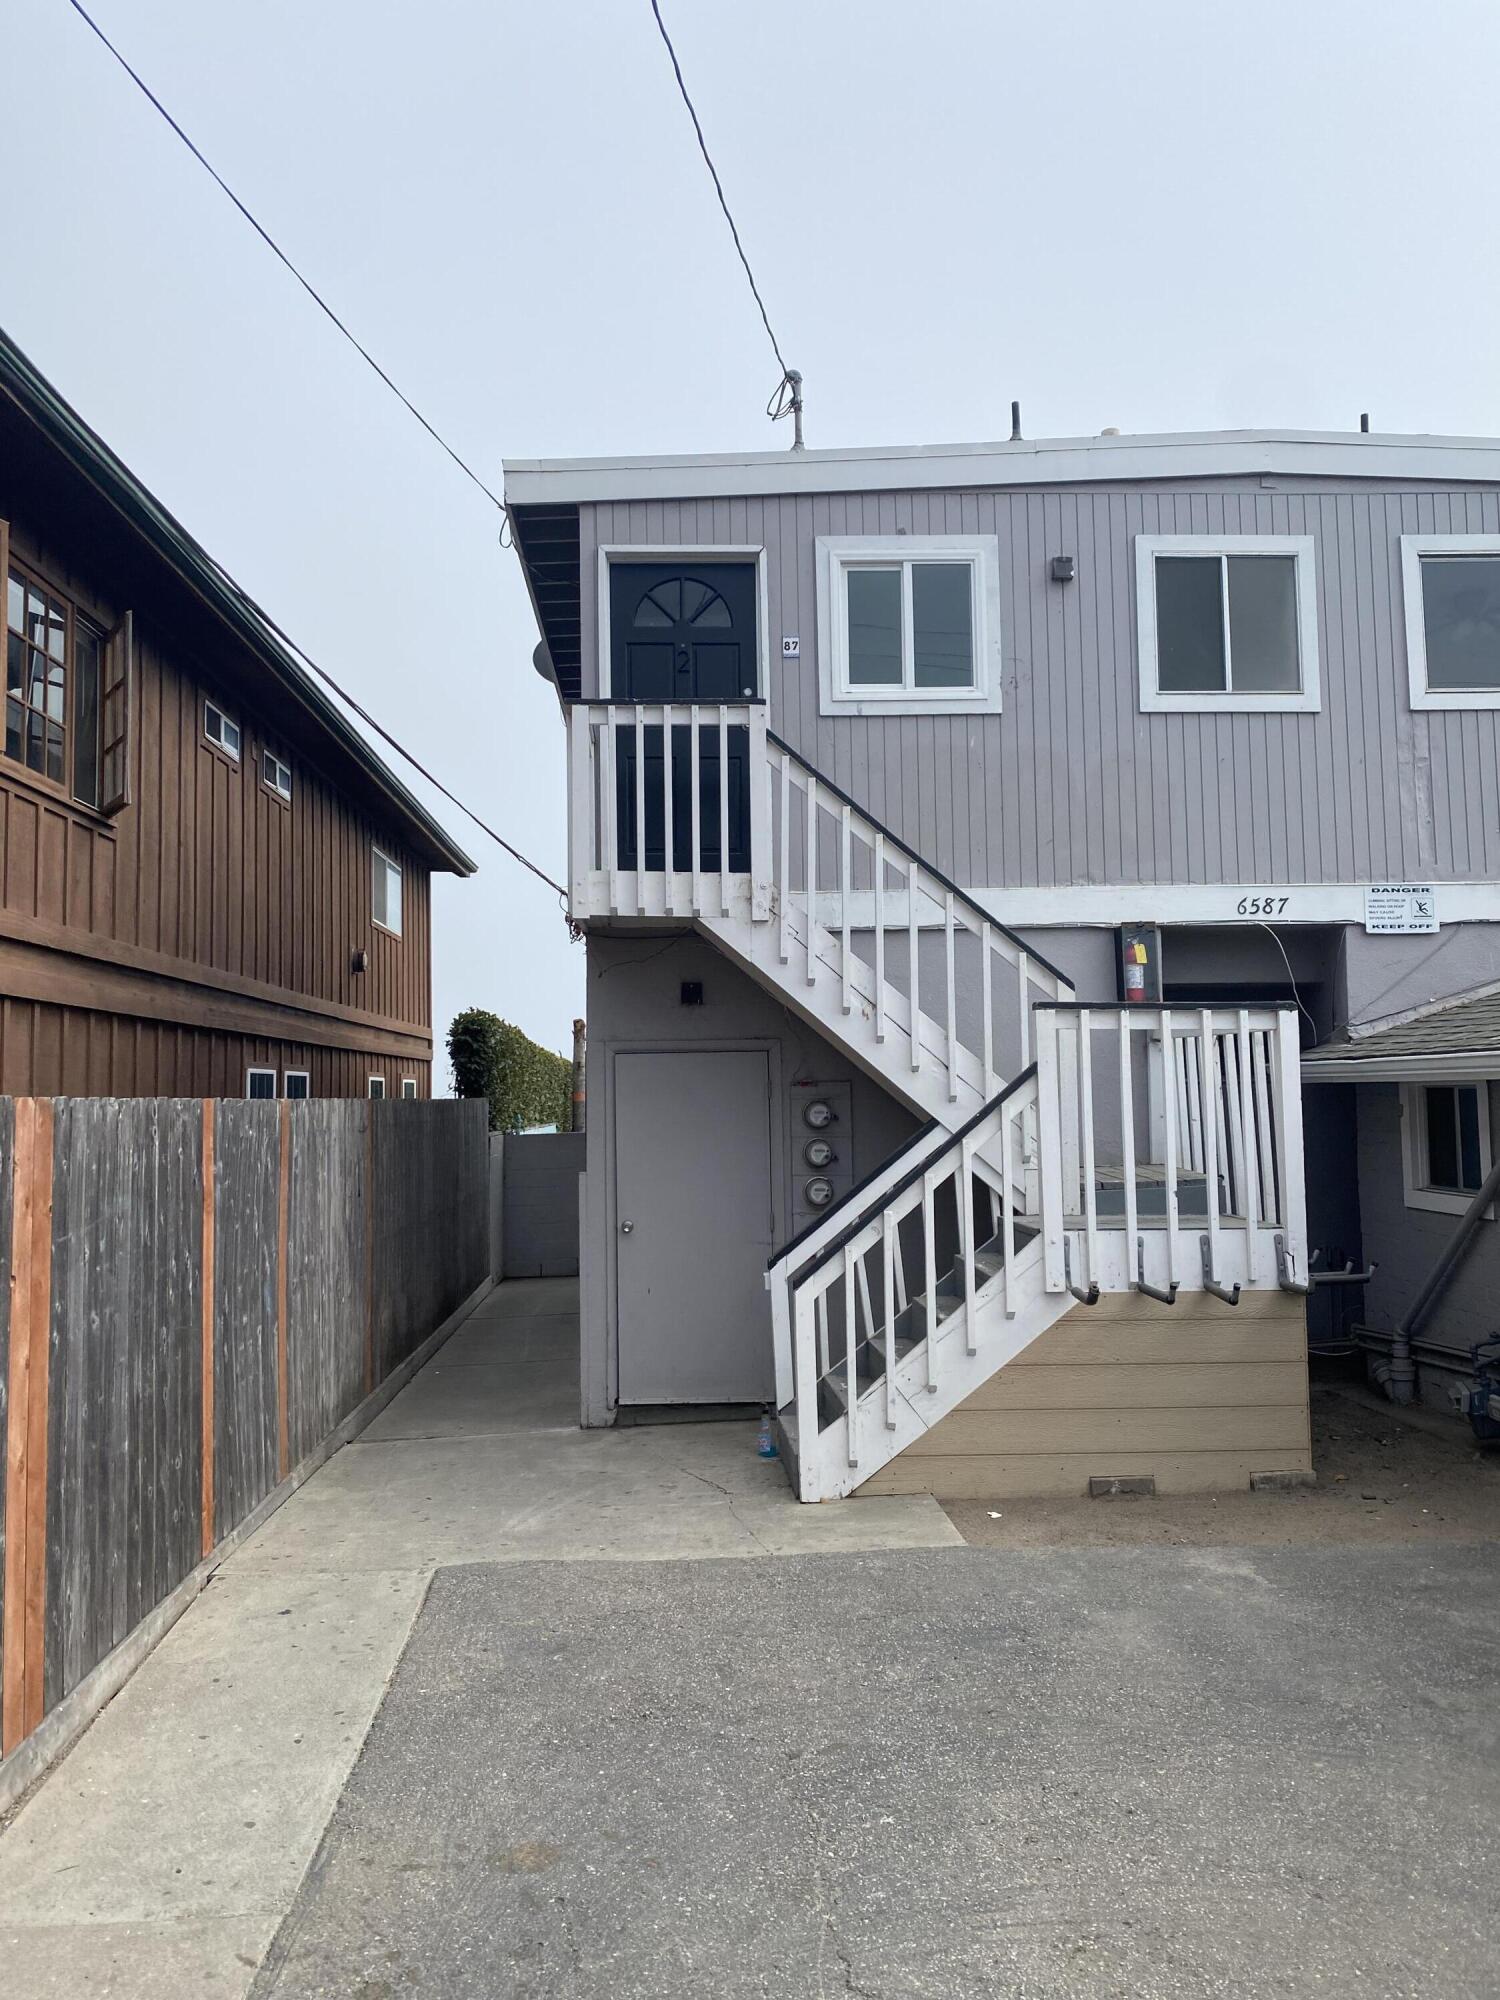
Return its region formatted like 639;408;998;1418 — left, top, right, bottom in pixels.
748;705;771;921
567;704;591;917
1034;1010;1066;1294
792;1283;820;1501
1274;1008;1308;1276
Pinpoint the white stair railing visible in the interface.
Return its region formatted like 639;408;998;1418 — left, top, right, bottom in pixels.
565;701;1072;1107
769;1070;1041;1500
567;700;771;922
1033;1003;1308;1302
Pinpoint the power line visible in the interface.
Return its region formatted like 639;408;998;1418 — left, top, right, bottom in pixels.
218;563;568;901
63;0;569;900
63;0;506;514
647;0;802;437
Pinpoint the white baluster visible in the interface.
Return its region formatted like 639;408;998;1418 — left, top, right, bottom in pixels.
1237;1008;1263;1281
777;752;790;965
843;1245;858;1467
922;1166;939;1387
1161;1008;1180;1289
981;923;995;1095
873;833;886;1043
805;774;818;988
944;890;958;1104
908;860;921;1073
689;710;702;917
1119;1009;1138;1271
632;703;646;917
1079;1008;1098;1290
882;1210;897;1431
960;1135;977;1355
600;709;619;915
840;803;853;1014
1001;1102;1017;1319
662;701;675;914
717;703;730;917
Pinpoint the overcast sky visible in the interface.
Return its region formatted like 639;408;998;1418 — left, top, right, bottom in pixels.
5;1;1499;1079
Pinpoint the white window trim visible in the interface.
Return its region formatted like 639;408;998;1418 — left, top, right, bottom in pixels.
1135;535;1320;715
401;1076;418;1099
1399;1080;1494;1218
245;1065;276;1099
815;535;1002;718
283;1069;310;1099
261;748;292;801
1400;534;1500;711
596;546;768;699
204;699;242;761
368;1075;387;1099
372;844;403;937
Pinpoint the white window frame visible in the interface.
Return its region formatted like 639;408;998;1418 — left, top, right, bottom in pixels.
1135;535;1320;715
368;1075;386;1099
401;1076;418;1100
245;1065;277;1100
261;747;292;801
371;845;403;937
1400;534;1500;711
283;1069;310;1099
1399;1080;1494;1218
204;699;242;761
596;546;768;698
816;535;1002;718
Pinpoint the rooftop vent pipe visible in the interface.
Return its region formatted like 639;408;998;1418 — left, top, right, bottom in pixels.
1360;412;1371;433
1010;401;1022;442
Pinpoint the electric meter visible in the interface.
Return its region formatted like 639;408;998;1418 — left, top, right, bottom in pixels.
803;1098;835;1131
804;1176;835;1207
803;1137;835;1169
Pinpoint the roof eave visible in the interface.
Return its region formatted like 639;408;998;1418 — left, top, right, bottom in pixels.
0;331;476;877
503;428;1500;508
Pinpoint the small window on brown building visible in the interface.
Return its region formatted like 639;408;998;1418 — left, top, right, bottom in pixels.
368;1075;387;1099
401;1077;418;1100
372;846;403;936
283;1070;310;1099
246;1067;277;1099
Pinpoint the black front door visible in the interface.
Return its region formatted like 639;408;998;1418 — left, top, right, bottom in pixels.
609;562;757;873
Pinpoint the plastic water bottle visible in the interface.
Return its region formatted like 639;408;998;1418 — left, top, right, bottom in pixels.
756;1410;779;1459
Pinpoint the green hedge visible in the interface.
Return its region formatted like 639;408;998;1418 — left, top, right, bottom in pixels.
447;1008;572;1134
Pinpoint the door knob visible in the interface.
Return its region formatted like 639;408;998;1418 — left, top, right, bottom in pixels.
620;1220;634;1235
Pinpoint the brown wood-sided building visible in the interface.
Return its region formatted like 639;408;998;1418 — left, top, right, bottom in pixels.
0;331;474;1098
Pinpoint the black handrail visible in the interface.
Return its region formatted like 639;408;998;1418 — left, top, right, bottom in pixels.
776;1065;1039;1297
572;696;769;708
765;729;1070;988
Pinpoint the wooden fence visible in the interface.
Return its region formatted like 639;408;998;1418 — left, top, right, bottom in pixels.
0;1096;489;1767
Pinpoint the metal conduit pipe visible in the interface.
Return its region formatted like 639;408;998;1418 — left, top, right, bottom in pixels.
1376;1152;1500;1406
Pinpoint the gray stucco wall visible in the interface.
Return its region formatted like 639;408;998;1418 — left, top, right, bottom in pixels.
579;929;920;1424
503;1132;586;1279
1355;1082;1500;1401
581;479;1500;892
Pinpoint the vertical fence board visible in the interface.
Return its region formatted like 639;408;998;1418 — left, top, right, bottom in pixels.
45;1100;201;1715
286;1103;367;1466
213;1104;280;1542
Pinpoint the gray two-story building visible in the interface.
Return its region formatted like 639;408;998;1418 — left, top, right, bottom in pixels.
506;428;1500;1500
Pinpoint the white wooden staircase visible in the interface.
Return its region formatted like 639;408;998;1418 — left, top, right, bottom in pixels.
567;700;1310;1501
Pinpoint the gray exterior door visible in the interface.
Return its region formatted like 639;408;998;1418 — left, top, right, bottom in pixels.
615;1049;774;1405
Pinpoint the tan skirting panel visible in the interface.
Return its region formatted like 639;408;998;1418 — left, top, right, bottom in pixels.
858;1291;1312;1500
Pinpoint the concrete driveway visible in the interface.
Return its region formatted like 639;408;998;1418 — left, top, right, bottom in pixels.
2;1279;1496;1999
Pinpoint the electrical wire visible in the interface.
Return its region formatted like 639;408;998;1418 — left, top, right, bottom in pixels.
63;0;506;515
647;0;798;411
221;573;569;901
1255;921;1320;1041
62;0;570;901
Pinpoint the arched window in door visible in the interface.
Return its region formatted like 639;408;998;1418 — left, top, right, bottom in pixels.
609;560;757;701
